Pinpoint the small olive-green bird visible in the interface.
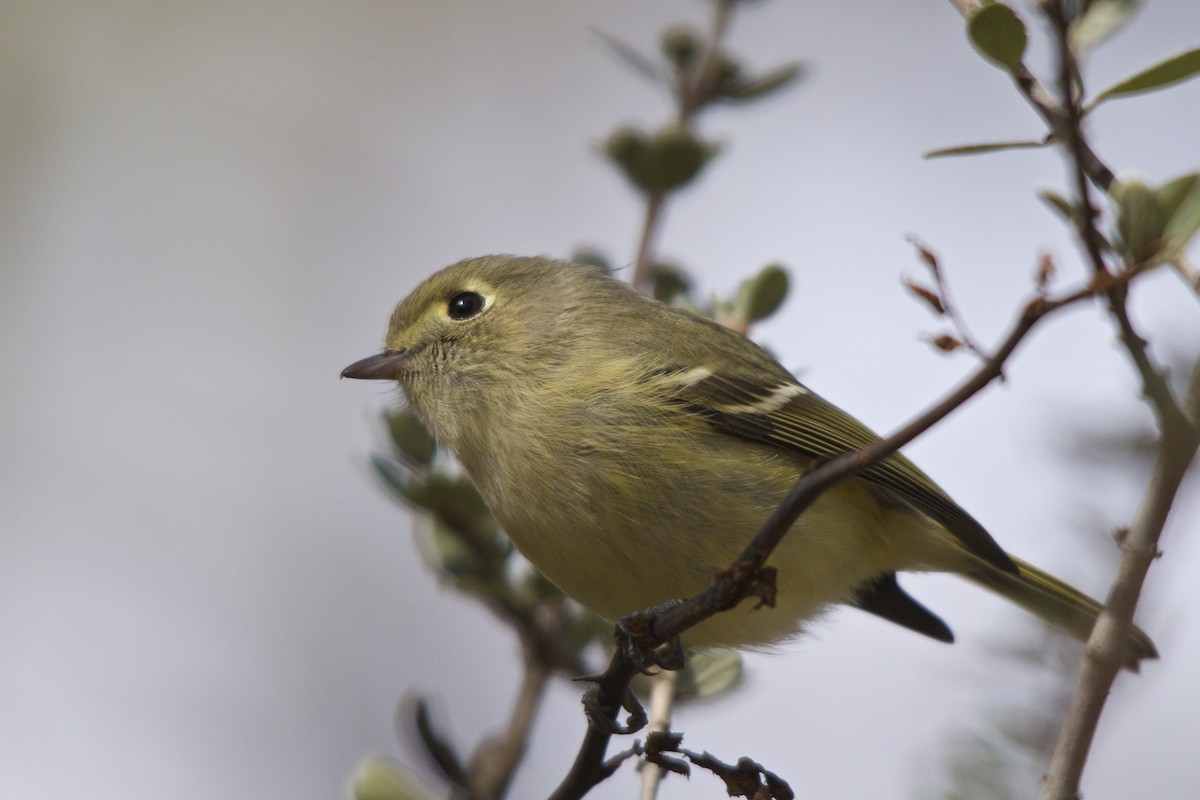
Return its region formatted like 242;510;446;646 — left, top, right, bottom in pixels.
342;255;1156;668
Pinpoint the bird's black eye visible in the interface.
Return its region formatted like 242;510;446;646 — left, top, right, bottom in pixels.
447;291;486;320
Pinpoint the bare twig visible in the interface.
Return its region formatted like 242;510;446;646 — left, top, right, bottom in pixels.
906;237;989;358
1043;1;1112;280
1172;255;1200;297
678;0;735;120
638;670;679;800
631;193;666;292
645;732;794;799
469;652;551;800
1041;356;1200;800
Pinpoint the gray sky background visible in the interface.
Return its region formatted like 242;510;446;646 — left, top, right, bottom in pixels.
2;2;1198;799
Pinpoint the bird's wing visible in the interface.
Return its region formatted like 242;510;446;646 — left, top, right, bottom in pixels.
665;369;1018;574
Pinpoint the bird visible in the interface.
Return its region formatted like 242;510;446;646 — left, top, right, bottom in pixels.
342;254;1156;668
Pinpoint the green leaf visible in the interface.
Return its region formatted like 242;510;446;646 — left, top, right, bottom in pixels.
660;25;701;72
411;700;467;788
649;261;693;303
604;125;718;195
1158;173;1200;257
643;127;718;192
713;54;744;93
590;28;665;86
371;453;420;505
604;126;651;187
1093;47;1200;104
351;756;440;800
565;604;614;652
736;263;790;323
967;4;1028;70
674;650;744;700
1037;189;1075;222
371;455;502;549
1070;0;1142;54
1111;179;1166;263
924;139;1048;159
571;246;612;273
424;519;482;579
385;409;436;466
721;62;807;102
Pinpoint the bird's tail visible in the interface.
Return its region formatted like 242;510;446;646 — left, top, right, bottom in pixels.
963;555;1158;671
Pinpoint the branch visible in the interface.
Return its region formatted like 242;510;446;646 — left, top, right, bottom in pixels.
1035;3;1198;795
1038;0;1187;426
468;650;551;800
1043;0;1111;280
631;193;666;292
1171;254;1200;297
548;273;1126;800
638;670;678;800
1041;355;1200;800
631;0;735;291
677;0;735;121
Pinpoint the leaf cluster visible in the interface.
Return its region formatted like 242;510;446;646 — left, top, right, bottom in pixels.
929;1;1200;280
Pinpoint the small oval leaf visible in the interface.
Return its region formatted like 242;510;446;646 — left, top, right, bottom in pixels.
924;139;1047;159
902;278;946;316
640;126;718;193
649;261;693;303
930;333;964;353
660;25;701;71
351;756;441;800
675;649;744;700
386;409;436;466
1158;173;1200;257
737;263;790;322
603;126;651;190
591;28;665;86
721;62;807;102
1070;0;1143;54
1157;173;1200;220
1093;47;1200;104
570;247;612;274
1112;179;1166;264
1037;189;1075;222
968;4;1028;70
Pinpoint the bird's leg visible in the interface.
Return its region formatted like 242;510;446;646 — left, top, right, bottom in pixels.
575;676;648;735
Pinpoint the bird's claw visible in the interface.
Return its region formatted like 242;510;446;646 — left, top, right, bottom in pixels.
615;601;687;672
581;682;648;735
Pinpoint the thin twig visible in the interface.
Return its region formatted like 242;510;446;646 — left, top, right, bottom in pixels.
469;649;551;800
547;659;640;800
1171;255;1200;297
1042;357;1200;800
631;0;735;291
679;0;735;121
631;193;666;292
906;237;989;358
638;670;679;800
1044;0;1111;280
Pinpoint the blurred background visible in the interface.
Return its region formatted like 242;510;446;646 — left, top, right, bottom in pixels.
2;2;1198;798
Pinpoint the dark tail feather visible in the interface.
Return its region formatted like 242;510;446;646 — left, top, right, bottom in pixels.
965;556;1157;671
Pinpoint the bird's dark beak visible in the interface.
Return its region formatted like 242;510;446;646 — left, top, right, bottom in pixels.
340;350;408;380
